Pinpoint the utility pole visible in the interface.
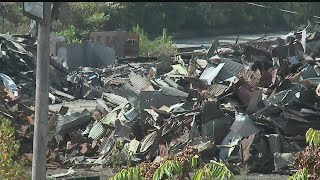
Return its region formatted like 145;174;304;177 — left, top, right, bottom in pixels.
32;2;51;180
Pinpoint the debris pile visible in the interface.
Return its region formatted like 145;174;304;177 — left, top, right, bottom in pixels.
1;28;320;175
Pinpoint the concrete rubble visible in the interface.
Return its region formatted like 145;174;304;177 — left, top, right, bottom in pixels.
1;26;320;176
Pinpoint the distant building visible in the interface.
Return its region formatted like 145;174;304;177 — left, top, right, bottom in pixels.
89;30;139;58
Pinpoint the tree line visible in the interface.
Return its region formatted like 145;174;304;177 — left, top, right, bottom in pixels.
0;2;318;38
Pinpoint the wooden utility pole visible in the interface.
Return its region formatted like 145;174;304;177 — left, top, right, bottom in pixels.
32;2;51;180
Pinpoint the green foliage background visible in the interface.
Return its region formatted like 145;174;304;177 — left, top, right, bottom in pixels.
0;2;318;36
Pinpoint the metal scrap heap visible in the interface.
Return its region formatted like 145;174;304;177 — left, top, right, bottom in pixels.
0;28;320;176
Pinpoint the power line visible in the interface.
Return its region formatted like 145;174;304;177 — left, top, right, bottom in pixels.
245;2;320;20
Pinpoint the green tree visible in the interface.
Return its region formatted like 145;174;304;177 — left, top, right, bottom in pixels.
0;2;29;33
0;116;28;180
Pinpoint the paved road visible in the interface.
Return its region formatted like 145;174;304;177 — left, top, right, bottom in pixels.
174;32;288;49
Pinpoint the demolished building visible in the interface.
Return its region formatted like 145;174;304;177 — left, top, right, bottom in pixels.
1;26;320;178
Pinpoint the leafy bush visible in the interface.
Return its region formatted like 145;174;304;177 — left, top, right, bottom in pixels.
0;116;28;180
290;128;320;179
54;25;81;44
132;25;178;57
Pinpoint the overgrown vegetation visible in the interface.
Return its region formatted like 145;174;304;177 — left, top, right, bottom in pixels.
290;128;320;179
0;116;28;180
109;147;235;180
132;25;177;57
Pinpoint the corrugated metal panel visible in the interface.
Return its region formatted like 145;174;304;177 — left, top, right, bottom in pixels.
163;76;180;89
55;109;91;136
208;84;229;97
151;78;169;87
140;131;157;153
96;99;111;113
129;71;154;91
162;122;173;136
301;64;319;79
231;113;260;137
88;121;106;141
105;77;128;85
246;71;261;90
236;83;252;105
196;141;214;152
264;85;299;106
114;119;131;141
199;63;225;85
117;83;140;110
124;108;139;121
240;68;262;90
139;91;186;109
161;86;188;97
103;93;129;106
49;100;97;112
99;130;115;154
189;137;214;153
118;83;140;96
101;111;118;125
129;139;140;154
216;60;244;82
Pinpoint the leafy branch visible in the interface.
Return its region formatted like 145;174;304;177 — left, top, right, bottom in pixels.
152;160;182;180
306;128;320;147
109;167;143;180
109;147;235;180
193;161;235;180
